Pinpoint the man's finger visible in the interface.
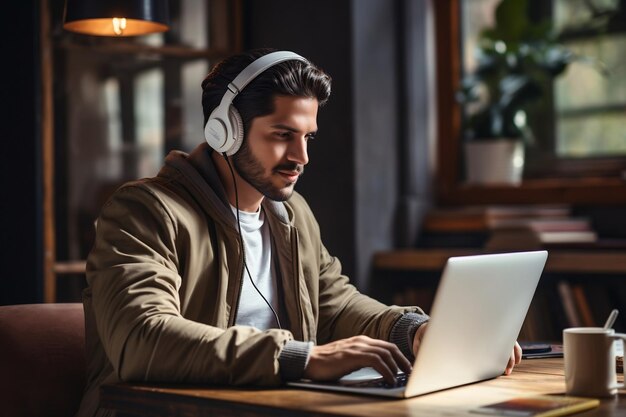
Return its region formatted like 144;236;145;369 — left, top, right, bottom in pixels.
361;352;396;384
514;342;522;364
357;337;412;374
505;353;514;375
387;344;412;374
412;322;428;358
365;345;399;376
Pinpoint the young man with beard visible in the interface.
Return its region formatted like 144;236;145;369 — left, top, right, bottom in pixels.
77;49;521;417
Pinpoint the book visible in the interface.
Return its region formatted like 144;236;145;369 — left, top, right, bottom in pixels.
539;231;597;245
484;205;571;220
485;217;597;251
422;206;489;232
419;205;587;250
571;284;595;327
520;343;564;359
486;217;589;231
471;394;599;417
419;207;490;248
485;229;598;251
485;227;541;251
423;205;572;232
557;281;582;328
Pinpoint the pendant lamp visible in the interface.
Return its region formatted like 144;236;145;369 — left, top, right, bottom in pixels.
63;0;170;37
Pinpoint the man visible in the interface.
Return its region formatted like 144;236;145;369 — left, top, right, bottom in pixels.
77;49;520;417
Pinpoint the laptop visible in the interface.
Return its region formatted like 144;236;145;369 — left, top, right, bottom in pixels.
288;250;548;398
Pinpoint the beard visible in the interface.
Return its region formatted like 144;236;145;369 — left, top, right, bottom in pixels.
232;139;304;202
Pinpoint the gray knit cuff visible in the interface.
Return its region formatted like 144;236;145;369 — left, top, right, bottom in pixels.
278;340;314;381
389;312;430;361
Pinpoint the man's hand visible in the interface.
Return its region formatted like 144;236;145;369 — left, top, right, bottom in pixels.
504;341;522;375
412;322;428;357
412;325;522;376
302;335;412;384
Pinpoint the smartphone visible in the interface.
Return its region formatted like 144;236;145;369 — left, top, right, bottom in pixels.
520;343;552;354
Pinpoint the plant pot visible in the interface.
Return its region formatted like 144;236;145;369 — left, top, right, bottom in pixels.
464;139;524;185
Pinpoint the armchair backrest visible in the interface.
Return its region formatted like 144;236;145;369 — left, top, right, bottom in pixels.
0;303;86;417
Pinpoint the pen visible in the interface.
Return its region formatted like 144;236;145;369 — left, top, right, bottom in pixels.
603;309;619;329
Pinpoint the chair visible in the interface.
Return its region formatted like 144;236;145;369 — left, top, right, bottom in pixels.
0;303;86;417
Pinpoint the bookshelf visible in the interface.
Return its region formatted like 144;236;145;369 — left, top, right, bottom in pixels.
373;248;626;342
373;203;626;342
372;248;626;342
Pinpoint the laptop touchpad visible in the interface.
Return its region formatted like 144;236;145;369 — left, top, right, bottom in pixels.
339;367;383;385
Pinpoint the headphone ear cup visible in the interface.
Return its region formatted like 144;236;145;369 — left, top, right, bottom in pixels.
225;107;244;156
205;102;230;153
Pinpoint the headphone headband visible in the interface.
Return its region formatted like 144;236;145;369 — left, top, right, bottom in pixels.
205;51;309;155
230;51;308;95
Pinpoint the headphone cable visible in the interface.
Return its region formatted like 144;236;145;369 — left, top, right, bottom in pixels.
223;153;282;330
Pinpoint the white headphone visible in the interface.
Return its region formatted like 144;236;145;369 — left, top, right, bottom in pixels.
204;51;308;156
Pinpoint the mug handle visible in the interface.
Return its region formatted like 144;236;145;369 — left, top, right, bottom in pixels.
609;333;626;391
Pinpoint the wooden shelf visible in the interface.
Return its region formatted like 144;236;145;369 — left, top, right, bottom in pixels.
56;41;233;60
439;179;626;206
53;261;87;275
374;249;626;275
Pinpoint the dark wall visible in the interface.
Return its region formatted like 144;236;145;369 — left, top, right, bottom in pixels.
0;0;429;303
244;1;434;290
352;0;401;289
244;0;358;280
0;1;44;304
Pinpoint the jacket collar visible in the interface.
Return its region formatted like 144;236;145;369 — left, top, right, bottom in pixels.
159;143;311;340
158;143;292;229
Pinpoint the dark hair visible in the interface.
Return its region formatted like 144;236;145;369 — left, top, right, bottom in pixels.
201;48;332;137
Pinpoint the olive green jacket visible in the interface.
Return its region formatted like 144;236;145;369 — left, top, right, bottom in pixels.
77;144;424;417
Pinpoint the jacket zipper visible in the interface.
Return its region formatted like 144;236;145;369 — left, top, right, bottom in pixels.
291;228;305;340
229;236;245;327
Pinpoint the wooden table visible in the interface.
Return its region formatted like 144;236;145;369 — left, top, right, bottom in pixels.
101;358;625;417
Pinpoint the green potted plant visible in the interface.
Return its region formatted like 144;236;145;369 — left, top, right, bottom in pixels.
456;0;603;185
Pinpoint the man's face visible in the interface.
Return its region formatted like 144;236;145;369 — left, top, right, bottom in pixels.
233;95;318;201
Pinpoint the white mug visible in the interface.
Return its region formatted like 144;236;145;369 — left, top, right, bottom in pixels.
563;327;626;397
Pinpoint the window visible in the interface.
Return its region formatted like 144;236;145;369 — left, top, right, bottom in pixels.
43;0;242;301
434;0;626;205
553;0;626;159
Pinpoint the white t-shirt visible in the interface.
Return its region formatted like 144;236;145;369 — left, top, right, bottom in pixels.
231;205;281;330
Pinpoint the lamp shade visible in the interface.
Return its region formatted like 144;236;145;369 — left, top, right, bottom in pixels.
63;0;170;37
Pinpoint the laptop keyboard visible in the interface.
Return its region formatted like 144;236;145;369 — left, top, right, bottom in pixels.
346;372;409;389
